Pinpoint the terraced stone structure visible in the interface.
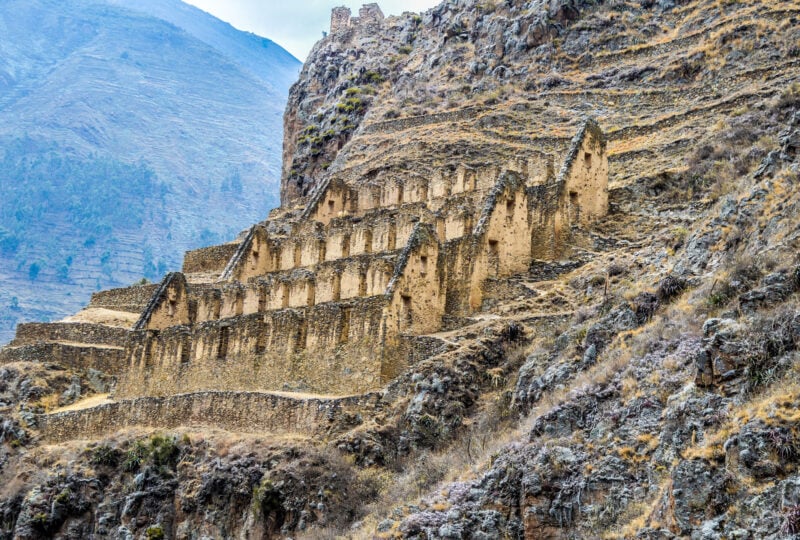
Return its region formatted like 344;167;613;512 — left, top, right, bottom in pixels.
0;114;606;438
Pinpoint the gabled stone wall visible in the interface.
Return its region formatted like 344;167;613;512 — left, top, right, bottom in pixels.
8;118;608;404
134;273;190;330
182;243;239;275
558;119;609;229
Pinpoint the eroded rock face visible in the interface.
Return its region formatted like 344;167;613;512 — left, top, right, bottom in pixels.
0;437;375;540
279;0;624;207
280;16;413;203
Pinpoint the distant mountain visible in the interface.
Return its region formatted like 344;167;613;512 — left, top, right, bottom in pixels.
106;0;299;87
0;0;300;344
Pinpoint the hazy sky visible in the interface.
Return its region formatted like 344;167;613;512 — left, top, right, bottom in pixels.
183;0;441;60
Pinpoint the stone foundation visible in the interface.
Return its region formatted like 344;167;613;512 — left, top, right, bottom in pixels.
38;390;382;443
11;322;129;347
0;342;126;374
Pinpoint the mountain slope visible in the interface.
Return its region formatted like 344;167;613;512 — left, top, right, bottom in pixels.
0;0;300;344
1;0;800;538
106;0;299;87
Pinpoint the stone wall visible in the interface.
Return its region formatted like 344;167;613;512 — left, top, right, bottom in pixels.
195;252;403;323
116;295;403;398
386;223;445;336
89;284;159;313
480;173;532;271
0;342;126;375
359;3;384;26
135;273;190;331
527;183;563;260
38;390;383;443
330;6;352;34
308;178;358;225
306;162;522;228
182;243;239;274
363;106;482;135
330;4;383;35
557;119;609;228
11;322;129;347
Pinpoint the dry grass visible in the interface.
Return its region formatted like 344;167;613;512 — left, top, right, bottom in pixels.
685;377;800;461
603;477;672;539
345;342;535;538
61;308;139;327
50;394;112;413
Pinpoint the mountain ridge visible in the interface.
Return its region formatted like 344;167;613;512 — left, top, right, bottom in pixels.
105;0;299;86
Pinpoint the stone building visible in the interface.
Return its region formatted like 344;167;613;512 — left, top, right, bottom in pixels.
359;3;384;26
330;6;352;34
330;4;384;34
0;115;607;438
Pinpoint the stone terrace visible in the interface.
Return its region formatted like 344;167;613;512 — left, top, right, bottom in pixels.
0;114;609;441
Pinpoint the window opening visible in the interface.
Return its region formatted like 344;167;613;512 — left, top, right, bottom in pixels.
217;326;229;359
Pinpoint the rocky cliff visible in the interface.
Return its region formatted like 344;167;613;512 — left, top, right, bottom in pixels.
1;0;800;538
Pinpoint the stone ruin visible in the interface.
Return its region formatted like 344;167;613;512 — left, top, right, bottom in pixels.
330;6;352;34
330;4;385;34
0;116;608;441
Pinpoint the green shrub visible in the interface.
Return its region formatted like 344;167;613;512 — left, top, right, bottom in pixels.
123;440;148;472
32;512;49;531
336;97;365;113
362;70;385;84
253;478;284;520
90;444;120;467
146;525;165;540
54;489;71;505
149;434;180;467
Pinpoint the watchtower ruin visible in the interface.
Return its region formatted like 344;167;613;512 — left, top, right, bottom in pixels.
330;4;384;34
359;3;384;26
330;6;352;34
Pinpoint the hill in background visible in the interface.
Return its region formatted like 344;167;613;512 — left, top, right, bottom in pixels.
0;0;300;344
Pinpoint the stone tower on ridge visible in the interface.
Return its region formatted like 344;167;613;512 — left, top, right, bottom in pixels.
330;6;352;34
330;4;384;34
359;3;384;25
